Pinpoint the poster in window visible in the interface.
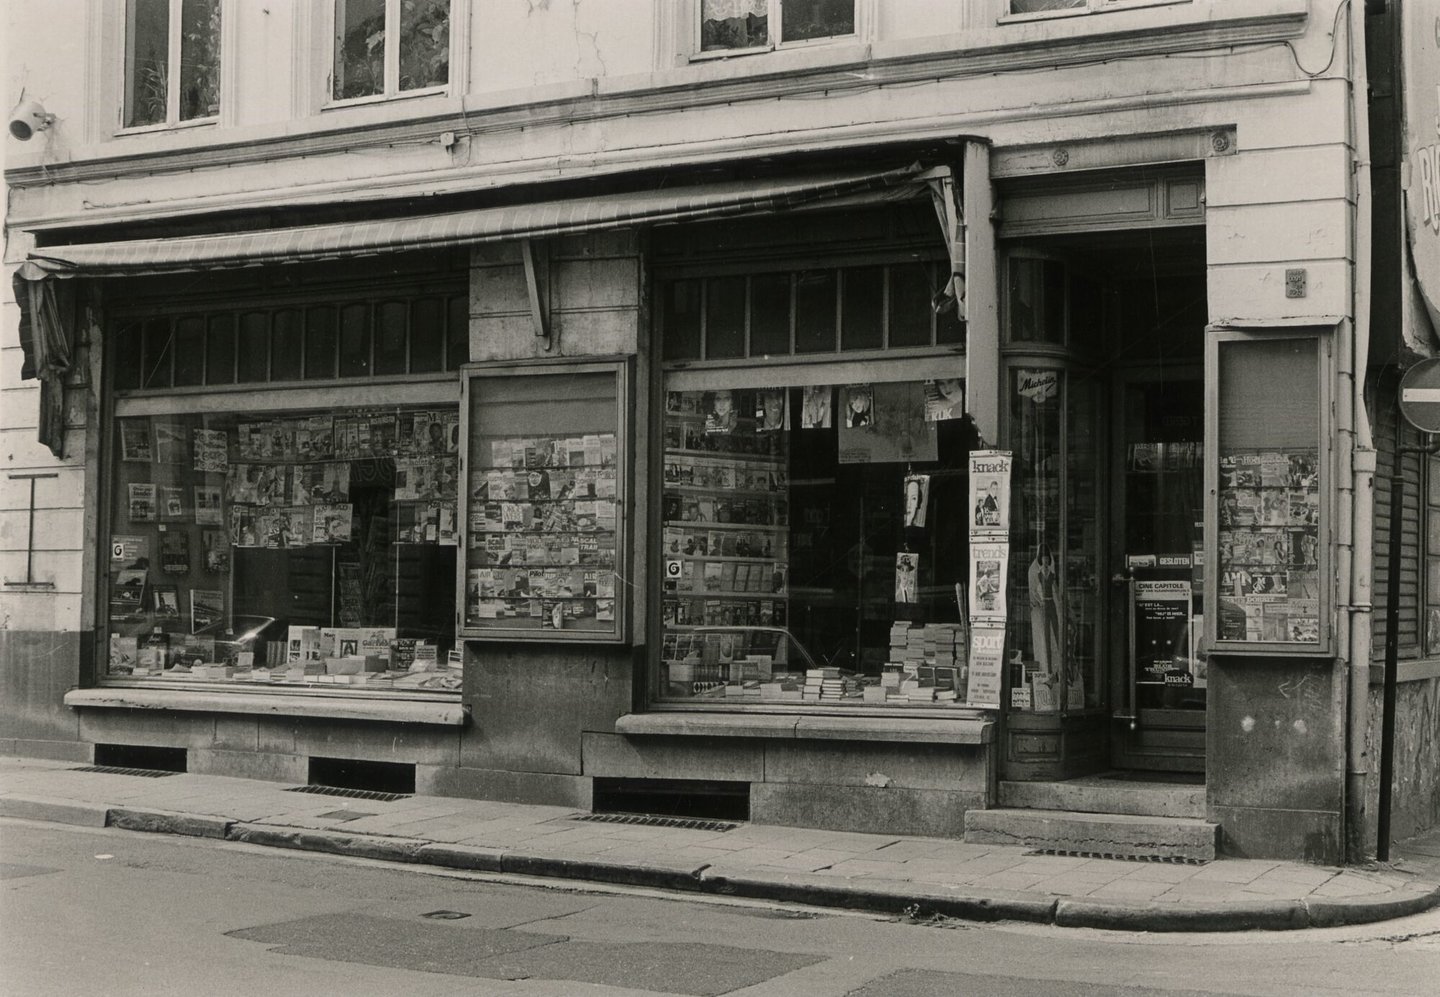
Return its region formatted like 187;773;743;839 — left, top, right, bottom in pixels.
160;531;190;575
704;390;740;434
755;389;788;431
128;483;157;523
801;385;832;428
968;450;1012;534
969;542;1009;622
843;384;873;427
152;584;181;622
110;567;147;620
1134;580;1191;685
193;429;229;472
201;530;229;573
155;422;188;464
923;378;964;422
903;474;930;528
190;589;223;633
111;534;148;566
120;420;153;462
966;625;1004;709
312;503;353;543
895;552;920;604
160;486;187;521
837;381;937;464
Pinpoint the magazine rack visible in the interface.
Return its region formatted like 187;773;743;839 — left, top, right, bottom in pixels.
1204;327;1333;656
457;359;631;643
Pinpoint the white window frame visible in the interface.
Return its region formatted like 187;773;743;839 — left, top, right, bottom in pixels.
326;0;459;108
999;0;1191;24
691;0;863;61
119;0;225;133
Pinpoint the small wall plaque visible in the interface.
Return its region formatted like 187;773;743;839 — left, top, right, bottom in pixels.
1285;268;1307;298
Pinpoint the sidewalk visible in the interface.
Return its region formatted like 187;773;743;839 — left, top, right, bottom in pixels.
3;755;1437;933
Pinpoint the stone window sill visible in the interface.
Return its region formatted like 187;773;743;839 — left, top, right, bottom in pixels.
615;711;992;744
63;687;467;726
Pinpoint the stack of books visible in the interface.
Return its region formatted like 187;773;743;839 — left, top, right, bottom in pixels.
803;667;859;700
884;622;967;704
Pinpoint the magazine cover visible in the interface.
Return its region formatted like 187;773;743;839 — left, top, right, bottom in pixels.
202;530;230;572
111;534;149;567
903;473;930;528
294;416;335;459
120;420;153;462
969;542;1010;621
127;483;157;522
160;486;187;521
152;584;181;622
895;552;920;604
193;429;229;472
312;503;353;543
190;589;223;632
969;450;1013;534
160;531;190;575
923;378;964;421
292;462;350;504
194;486;224;526
110;567;148;621
154;422;188;464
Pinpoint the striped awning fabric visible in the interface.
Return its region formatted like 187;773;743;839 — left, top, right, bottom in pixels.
20;164;927;278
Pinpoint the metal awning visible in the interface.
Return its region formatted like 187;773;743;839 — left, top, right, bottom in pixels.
17;164;928;278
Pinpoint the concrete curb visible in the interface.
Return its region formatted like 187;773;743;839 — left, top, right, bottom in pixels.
1055;898;1310;932
7;795;1440;932
0;796;109;827
1303;884;1440;928
108;808;232;839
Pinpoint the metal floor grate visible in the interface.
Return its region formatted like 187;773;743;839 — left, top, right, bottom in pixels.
285;785;410;802
71;765;179;778
1026;848;1208;865
572;812;739;833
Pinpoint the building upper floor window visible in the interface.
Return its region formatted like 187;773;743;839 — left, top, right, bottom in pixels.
125;0;222;128
699;0;855;55
332;0;450;102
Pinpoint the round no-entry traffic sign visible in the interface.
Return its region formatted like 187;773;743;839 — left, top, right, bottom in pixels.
1400;357;1440;433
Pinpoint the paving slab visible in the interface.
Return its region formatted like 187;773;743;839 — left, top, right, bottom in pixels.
3;753;1439;933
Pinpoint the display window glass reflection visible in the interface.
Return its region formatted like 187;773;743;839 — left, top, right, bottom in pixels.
659;373;977;707
106;404;461;693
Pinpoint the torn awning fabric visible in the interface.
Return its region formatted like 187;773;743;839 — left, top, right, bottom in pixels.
18;164;930;278
12;264;78;459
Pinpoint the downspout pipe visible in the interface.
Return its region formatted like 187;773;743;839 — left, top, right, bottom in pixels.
1345;0;1377;864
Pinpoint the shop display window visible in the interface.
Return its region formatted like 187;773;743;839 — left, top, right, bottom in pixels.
105;398;462;693
460;361;629;641
659;366;977;707
1208;331;1329;653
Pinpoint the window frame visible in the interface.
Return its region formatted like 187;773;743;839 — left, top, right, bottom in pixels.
326;0;455;108
120;0;224;133
999;0;1192;25
691;0;861;61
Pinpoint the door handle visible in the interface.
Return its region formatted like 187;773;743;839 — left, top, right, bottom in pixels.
1110;571;1132;586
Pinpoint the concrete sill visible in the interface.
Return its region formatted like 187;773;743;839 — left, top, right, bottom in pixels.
63;688;467;726
616;712;993;745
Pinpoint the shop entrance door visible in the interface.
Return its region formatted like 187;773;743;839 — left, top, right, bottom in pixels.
1108;368;1207;773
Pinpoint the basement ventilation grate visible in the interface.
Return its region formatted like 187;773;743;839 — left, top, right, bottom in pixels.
572;812;739;833
285;785;410;802
71;765;179;778
1025;848;1209;865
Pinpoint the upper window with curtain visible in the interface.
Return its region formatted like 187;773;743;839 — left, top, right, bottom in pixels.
332;0;451;102
698;0;855;56
124;0;222;128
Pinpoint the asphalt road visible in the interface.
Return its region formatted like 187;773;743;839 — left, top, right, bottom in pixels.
2;818;1438;997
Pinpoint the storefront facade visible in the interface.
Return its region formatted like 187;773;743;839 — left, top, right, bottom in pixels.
4;0;1426;863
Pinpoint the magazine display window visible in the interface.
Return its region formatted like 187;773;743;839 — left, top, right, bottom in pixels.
105;385;463;693
658;362;979;708
459;360;630;641
1205;329;1332;654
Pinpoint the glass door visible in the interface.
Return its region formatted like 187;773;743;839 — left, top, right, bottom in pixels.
1109;368;1207;772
